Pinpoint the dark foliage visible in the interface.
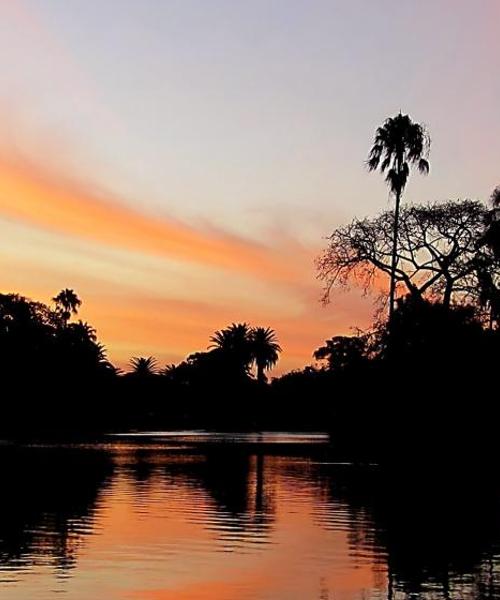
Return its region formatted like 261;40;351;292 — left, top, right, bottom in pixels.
0;291;116;436
0;194;498;466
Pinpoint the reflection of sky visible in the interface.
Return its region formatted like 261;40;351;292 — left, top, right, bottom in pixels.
0;0;498;371
0;452;385;600
2;444;497;600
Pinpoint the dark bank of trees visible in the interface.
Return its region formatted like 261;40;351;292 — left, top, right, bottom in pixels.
0;297;286;435
118;322;283;431
0;289;117;436
1;112;499;463
2;192;499;451
275;115;500;461
301;113;499;461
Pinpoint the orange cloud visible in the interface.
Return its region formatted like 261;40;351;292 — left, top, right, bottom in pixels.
0;151;309;284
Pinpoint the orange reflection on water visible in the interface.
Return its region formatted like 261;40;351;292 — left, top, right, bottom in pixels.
0;445;388;600
76;453;385;600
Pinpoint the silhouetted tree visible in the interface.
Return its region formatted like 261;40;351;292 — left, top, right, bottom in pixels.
269;366;335;430
159;363;177;377
52;288;82;325
250;326;281;384
0;292;116;435
318;200;495;311
210;322;253;379
177;351;222;384
367;113;430;319
57;320;115;375
129;356;158;376
314;334;369;373
474;187;500;326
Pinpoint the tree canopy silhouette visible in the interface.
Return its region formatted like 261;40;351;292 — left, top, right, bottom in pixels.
208;323;281;383
210;322;253;379
314;334;369;373
318;200;498;312
0;291;115;435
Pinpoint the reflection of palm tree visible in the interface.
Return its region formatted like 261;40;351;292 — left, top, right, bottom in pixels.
255;453;265;512
129;356;158;376
250;327;281;384
319;578;330;600
0;447;113;571
367;113;430;320
53;289;82;324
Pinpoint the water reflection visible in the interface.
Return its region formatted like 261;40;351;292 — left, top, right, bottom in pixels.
0;436;498;600
0;445;113;576
315;464;500;600
121;446;276;549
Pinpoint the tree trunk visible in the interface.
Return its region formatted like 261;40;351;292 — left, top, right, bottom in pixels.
443;281;453;309
257;362;266;385
389;189;401;323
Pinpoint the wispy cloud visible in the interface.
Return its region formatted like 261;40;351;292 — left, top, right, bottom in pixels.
0;150;312;285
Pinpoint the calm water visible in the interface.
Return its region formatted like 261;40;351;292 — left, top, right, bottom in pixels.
0;432;498;600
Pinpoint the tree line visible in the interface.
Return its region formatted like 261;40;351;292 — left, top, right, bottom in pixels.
0;290;286;434
1;112;499;462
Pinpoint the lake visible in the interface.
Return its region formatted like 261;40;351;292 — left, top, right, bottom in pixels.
0;432;498;600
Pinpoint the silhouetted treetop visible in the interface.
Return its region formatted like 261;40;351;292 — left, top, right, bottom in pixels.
367;113;431;321
129;356;158;376
367;113;430;196
314;334;369;373
210;321;251;355
52;289;82;325
207;323;281;382
250;327;281;384
0;291;114;434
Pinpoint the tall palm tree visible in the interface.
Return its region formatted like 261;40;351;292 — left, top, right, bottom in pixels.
250;326;281;384
129;356;158;376
367;113;430;320
53;288;82;325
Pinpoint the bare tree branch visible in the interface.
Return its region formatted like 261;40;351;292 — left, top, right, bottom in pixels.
317;200;498;309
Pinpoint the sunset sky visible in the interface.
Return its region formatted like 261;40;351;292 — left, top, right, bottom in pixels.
0;0;498;373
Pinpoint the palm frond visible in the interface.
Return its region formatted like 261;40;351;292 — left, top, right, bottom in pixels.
418;158;430;174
